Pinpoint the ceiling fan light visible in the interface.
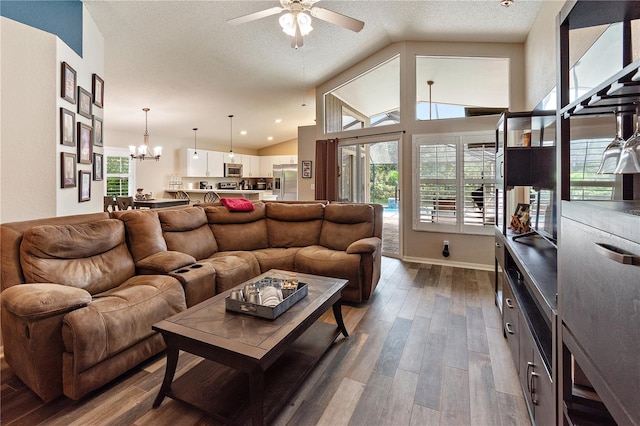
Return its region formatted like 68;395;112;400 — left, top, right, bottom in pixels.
297;12;313;36
279;13;296;36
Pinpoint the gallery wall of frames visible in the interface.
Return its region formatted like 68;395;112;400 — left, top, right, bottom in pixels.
59;61;104;203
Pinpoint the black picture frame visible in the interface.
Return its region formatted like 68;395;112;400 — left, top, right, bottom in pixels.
77;122;93;164
92;74;104;108
78;86;92;119
93;153;103;181
79;170;91;202
61;152;76;188
302;160;312;178
510;203;531;233
93;115;103;146
60;107;75;146
61;62;76;104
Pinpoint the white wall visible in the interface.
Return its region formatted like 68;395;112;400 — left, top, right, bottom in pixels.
297;125;316;201
1;18;57;223
0;6;104;223
56;7;104;217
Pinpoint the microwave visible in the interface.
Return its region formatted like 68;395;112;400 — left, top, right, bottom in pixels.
224;163;243;177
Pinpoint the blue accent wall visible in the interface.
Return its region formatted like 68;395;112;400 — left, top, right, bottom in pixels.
1;0;83;56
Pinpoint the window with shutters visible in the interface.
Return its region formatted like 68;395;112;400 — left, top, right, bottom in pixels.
414;132;495;235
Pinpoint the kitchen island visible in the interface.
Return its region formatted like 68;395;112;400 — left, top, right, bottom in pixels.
164;189;275;202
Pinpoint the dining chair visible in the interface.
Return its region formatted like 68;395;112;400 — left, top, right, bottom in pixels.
174;190;191;202
203;191;221;203
103;196;117;212
116;196;134;210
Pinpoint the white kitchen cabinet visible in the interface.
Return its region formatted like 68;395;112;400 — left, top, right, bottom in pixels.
182;149;225;177
242;154;261;177
276;155;297;165
208;151;225;177
260;156;275;177
183;148;208;177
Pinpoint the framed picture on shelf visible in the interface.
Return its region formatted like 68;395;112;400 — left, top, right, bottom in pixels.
301;160;312;178
60;108;75;146
61;62;76;104
61;152;76;188
79;170;91;202
78;86;92;119
77;122;93;164
92;74;104;108
510;203;531;234
93;115;103;146
93;153;103;181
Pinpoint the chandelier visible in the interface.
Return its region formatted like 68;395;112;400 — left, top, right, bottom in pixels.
129;108;162;161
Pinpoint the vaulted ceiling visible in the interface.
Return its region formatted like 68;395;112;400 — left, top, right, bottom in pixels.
83;0;545;151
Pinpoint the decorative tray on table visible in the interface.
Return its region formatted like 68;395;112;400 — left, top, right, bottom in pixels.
225;277;308;320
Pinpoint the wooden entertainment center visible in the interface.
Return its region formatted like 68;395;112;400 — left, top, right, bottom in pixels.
496;1;640;425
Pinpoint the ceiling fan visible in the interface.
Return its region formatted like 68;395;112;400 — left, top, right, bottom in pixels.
227;0;364;49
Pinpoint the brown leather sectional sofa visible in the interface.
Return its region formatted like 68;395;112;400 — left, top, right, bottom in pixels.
0;201;382;402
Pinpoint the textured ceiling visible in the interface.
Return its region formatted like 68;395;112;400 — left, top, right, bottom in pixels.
83;0;545;151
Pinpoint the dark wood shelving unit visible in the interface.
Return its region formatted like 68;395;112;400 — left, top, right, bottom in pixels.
495;110;558;426
557;1;640;425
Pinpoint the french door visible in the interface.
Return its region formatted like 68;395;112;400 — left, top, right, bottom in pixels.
338;139;401;258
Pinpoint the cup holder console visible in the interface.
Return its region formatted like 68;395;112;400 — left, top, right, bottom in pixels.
190;264;203;269
175;269;189;274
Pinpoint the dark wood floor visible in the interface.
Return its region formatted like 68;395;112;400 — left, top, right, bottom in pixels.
1;258;531;425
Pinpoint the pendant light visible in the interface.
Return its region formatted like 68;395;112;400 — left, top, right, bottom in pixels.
228;114;235;160
129;108;162;161
192;128;199;160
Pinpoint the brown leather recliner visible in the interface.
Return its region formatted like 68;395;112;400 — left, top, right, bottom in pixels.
0;218;186;402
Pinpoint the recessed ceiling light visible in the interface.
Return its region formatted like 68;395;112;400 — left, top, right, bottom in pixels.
500;0;514;7
267;136;273;141
240;130;247;135
275;119;282;124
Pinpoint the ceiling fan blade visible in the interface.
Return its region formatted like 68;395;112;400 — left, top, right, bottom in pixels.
291;23;304;49
227;7;283;26
310;7;364;32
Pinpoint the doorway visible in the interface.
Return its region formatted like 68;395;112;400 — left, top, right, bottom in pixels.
338;140;401;258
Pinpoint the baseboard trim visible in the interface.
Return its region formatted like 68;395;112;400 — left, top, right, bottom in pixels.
401;256;493;272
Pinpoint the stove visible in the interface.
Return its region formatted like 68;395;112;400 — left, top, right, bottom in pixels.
217;182;238;190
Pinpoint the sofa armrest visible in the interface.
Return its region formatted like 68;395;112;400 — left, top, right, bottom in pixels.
1;283;91;320
0;283;91;402
136;250;196;274
346;237;381;255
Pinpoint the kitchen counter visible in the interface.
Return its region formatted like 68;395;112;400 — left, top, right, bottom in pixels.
164;188;270;201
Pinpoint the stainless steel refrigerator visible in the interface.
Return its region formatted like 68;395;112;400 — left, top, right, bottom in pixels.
273;164;298;200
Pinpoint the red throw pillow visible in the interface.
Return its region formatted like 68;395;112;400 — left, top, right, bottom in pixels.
220;197;255;212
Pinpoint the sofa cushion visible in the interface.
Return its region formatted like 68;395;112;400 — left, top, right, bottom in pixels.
158;207;218;260
319;203;375;251
112;209;168;263
20;220;135;295
205;204;268;251
251;247;300;273
295;245;363;302
266;203;324;247
61;274;185;372
206;252;261;293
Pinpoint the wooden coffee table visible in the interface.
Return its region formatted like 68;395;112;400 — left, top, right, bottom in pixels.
152;270;349;425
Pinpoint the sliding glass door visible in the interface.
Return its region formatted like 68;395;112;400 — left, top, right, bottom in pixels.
338;140;400;257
